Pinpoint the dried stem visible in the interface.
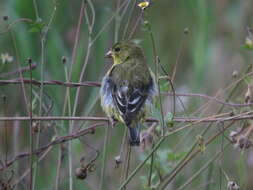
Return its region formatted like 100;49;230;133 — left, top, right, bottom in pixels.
0;122;106;171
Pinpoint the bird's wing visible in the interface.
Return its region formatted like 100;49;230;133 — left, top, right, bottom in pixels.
112;83;149;126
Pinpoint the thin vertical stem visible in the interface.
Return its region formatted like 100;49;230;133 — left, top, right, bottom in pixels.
148;145;155;187
123;144;132;190
123;0;137;39
119;137;166;190
99;124;110;190
33;4;57;189
32;36;45;190
29;61;33;190
32;0;39;20
3;95;8;165
114;0;122;42
128;11;143;39
120;129;128;183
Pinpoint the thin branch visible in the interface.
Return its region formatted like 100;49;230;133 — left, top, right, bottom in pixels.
0;122;106;171
0;63;37;78
1;112;253;123
1;78;253;107
0;18;32;35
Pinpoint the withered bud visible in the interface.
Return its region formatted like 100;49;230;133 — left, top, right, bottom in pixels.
236;136;252;149
229;111;234;117
3;15;8;21
232;70;238;78
140;130;154;151
184;27;189;34
114;155;122;168
61;56;67;64
75;167;87;180
245;86;251;103
227;181;240;190
27;58;32;64
32;121;41;133
90;128;95;134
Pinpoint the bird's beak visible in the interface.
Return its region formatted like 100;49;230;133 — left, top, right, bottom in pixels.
105;50;112;58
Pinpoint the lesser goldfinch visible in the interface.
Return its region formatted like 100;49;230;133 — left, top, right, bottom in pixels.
100;41;157;146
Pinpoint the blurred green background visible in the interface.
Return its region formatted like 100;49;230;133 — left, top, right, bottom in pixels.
0;0;253;189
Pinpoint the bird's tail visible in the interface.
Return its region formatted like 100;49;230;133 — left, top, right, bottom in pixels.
128;123;141;146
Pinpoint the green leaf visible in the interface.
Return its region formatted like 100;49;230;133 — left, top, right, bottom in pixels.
28;18;46;33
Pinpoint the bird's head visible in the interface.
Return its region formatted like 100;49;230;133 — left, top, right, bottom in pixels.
105;41;144;65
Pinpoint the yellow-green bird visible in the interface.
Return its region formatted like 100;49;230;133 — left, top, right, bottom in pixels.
100;41;157;146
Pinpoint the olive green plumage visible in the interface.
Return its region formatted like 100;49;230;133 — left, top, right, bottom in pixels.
100;41;157;146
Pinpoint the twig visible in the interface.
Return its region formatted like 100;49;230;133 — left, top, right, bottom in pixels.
2;78;253;107
157;121;235;189
119;137;166;190
1;112;253;122
0;63;37;78
29;61;33;190
176;143;229;190
0;18;32;35
0;122;106;171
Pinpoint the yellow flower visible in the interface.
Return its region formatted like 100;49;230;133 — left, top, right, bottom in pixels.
138;1;150;10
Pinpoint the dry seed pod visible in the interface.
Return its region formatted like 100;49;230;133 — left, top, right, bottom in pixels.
184;27;189;34
227;181;240;190
3;15;8;21
32;121;41;133
114;155;122;168
237;136;252;149
232;70;238;78
140;130;154;151
229;130;239;143
61;56;67;64
75;167;87;180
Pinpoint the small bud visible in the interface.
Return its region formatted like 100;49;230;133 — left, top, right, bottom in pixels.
90;128;95;134
32;121;41;133
3;15;8;21
143;20;149;26
229;111;234;117
245;37;253;49
61;56;67;64
140;130;153;151
232;70;238;78
245;86;251;103
227;181;239;190
114;155;122;168
27;58;33;64
75;167;87;180
196;135;206;153
183;28;189;34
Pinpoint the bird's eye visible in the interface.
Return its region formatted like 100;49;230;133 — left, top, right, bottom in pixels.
114;47;121;52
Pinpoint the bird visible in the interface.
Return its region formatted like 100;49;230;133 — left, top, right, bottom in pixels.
100;41;157;146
